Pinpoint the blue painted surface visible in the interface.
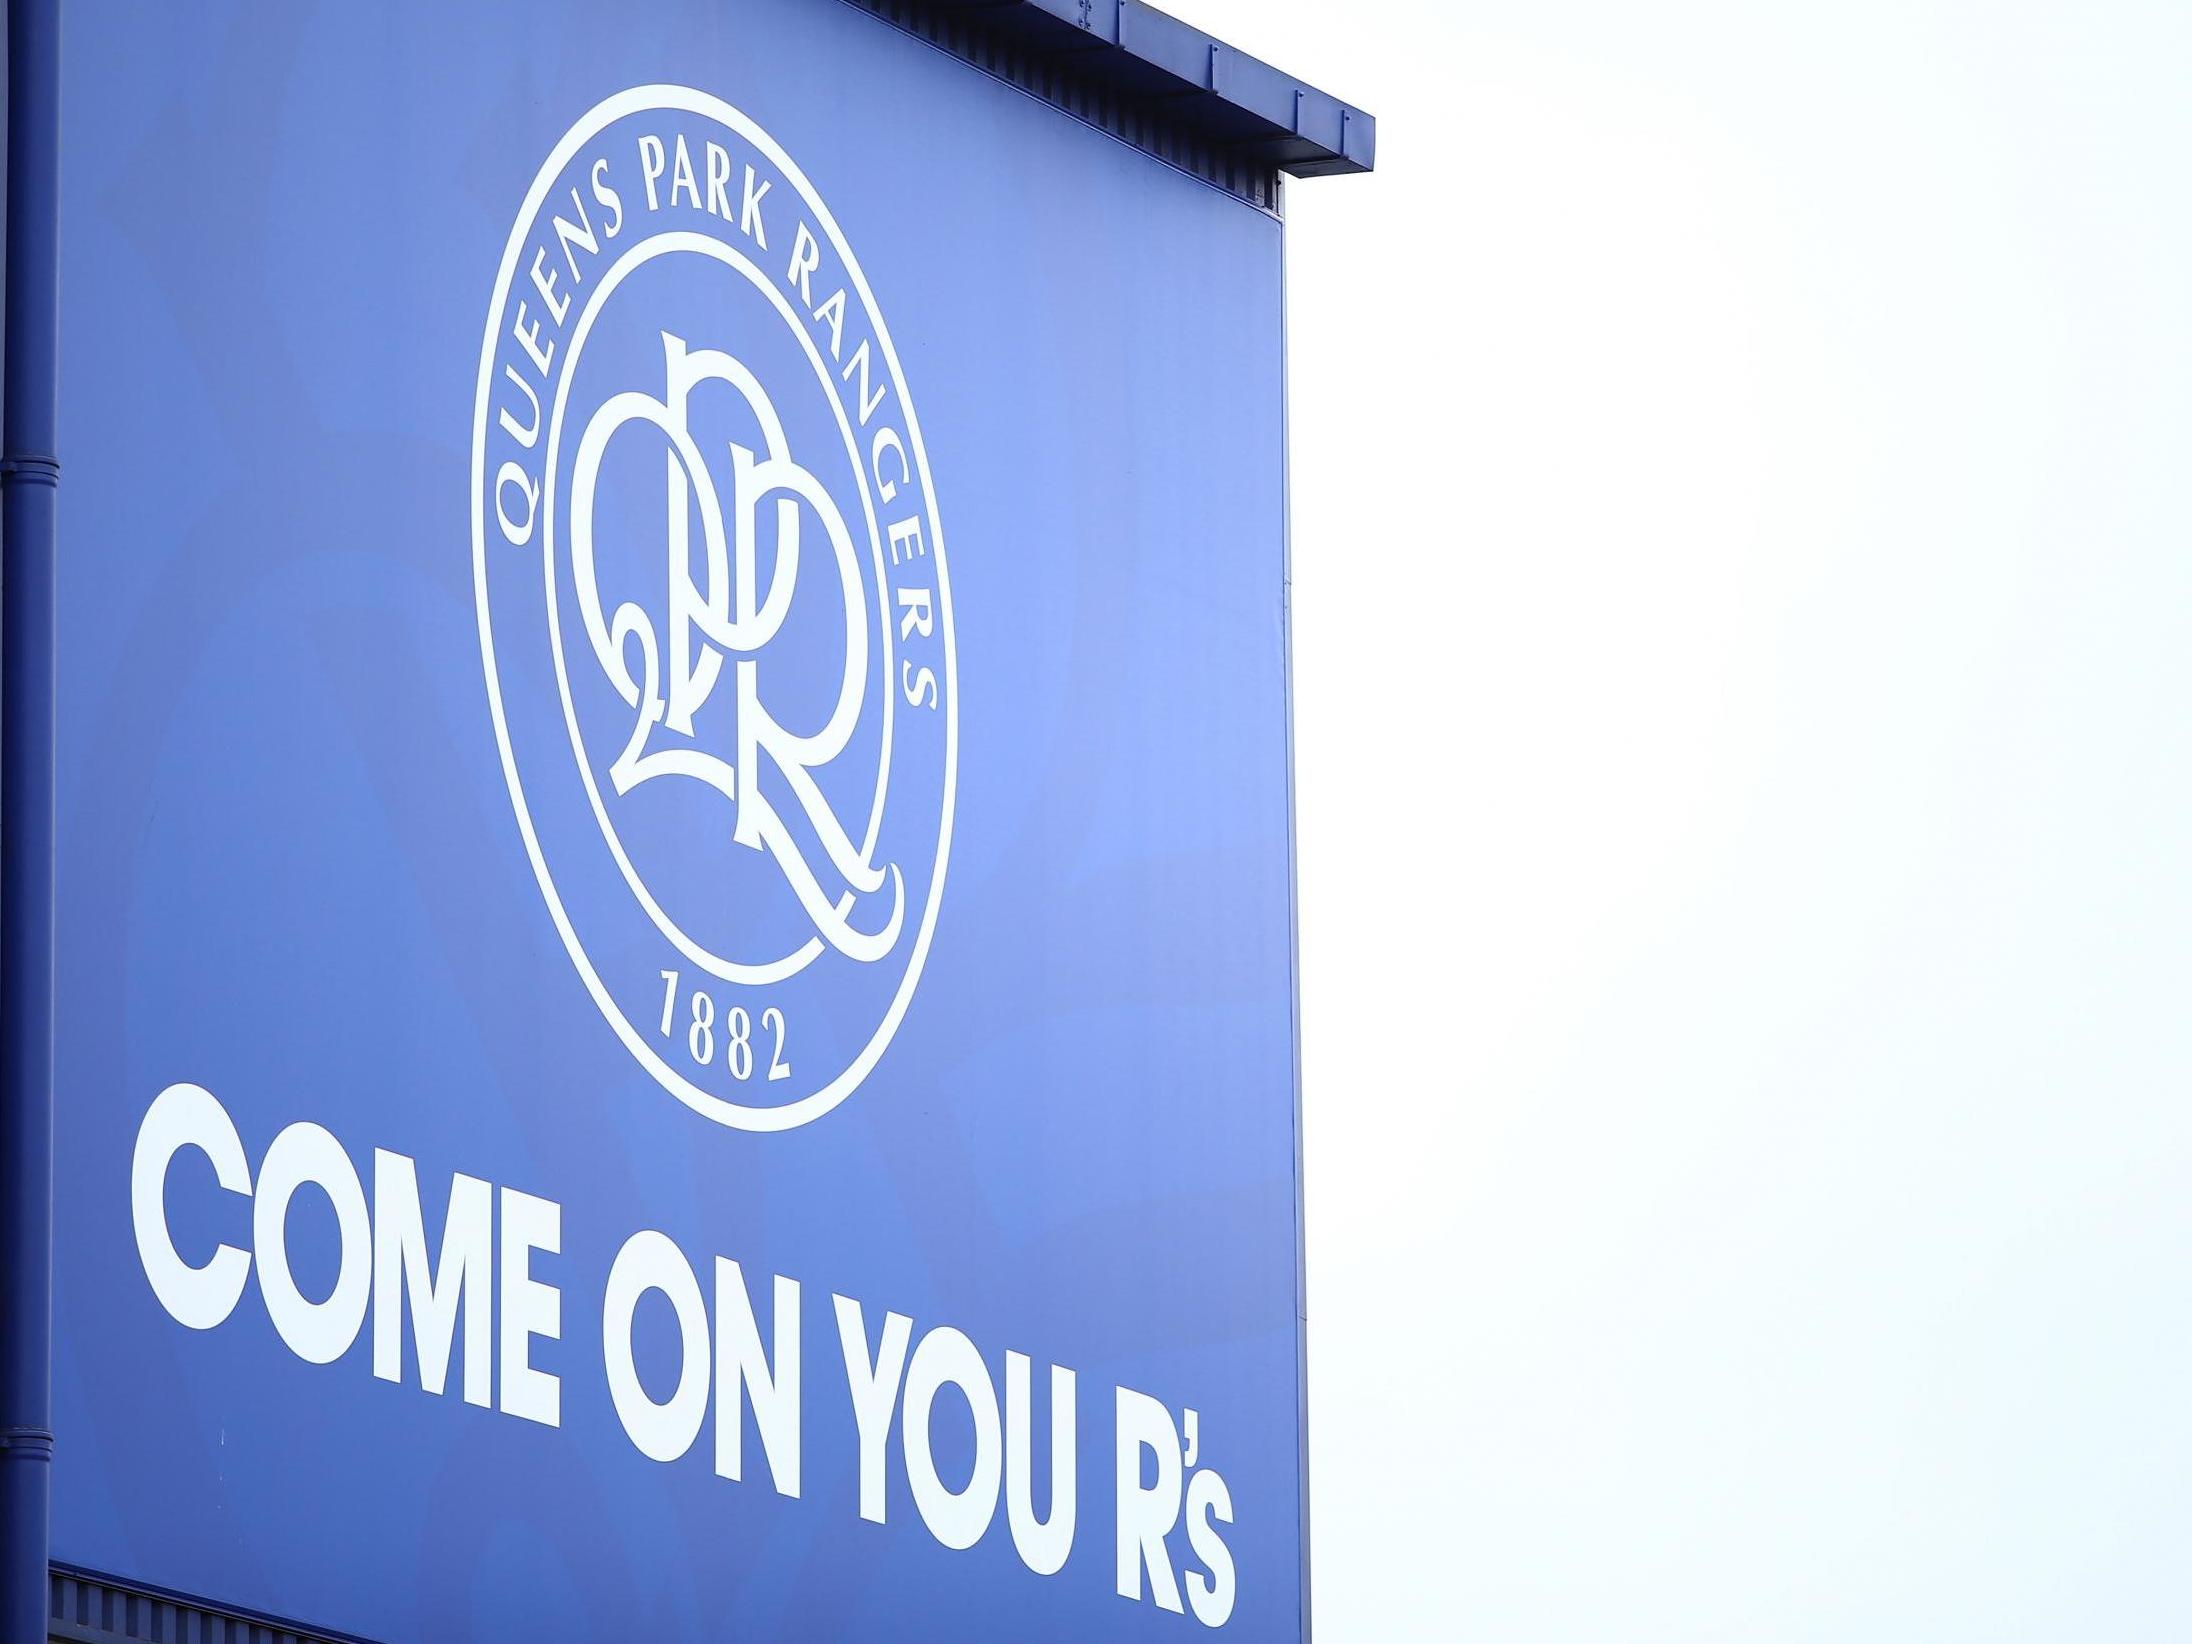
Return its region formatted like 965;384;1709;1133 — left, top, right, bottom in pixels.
49;2;1297;1639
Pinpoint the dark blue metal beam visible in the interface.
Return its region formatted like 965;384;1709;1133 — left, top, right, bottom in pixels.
871;0;1376;177
1022;0;1374;174
2;0;62;1637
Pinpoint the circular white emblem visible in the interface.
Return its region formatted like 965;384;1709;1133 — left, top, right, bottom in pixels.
472;87;955;1130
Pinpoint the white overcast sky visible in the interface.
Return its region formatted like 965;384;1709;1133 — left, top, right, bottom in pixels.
1180;1;2192;1637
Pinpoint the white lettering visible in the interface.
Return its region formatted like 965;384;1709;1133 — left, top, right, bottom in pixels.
370;1151;492;1405
498;1186;562;1426
897;586;933;641
740;165;772;247
902;1327;1001;1551
1184;1466;1236;1626
840;339;887;425
131;1082;251;1331
553;184;600;283
254;1122;371;1366
835;1294;913;1524
704;141;734;222
603;1229;710;1461
887;515;925;566
1006;1352;1076;1576
511;301;554;375
528;244;569;327
495;460;539;546
669;133;701;210
1115;1387;1185;1612
787;222;820;306
871;424;908;502
715;1260;801;1497
811;288;846;360
590;157;624;240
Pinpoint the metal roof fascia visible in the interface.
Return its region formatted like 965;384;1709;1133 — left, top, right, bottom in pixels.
920;0;1377;176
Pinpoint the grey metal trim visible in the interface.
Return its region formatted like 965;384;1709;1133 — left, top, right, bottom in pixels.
842;0;1375;211
49;1567;376;1644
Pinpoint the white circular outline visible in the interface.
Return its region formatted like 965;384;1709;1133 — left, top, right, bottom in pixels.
472;86;957;1132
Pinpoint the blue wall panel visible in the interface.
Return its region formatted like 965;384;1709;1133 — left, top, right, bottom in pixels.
50;3;1296;1639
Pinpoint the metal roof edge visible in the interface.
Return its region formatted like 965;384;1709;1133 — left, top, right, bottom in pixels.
913;0;1377;178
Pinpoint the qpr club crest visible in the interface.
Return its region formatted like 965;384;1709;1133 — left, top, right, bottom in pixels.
471;88;955;1130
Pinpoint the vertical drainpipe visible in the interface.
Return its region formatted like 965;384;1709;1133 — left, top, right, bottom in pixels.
1;0;60;1639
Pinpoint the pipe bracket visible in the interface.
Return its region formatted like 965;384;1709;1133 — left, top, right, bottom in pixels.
0;454;61;486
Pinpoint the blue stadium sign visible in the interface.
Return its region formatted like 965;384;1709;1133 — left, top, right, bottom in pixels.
0;2;1373;1639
